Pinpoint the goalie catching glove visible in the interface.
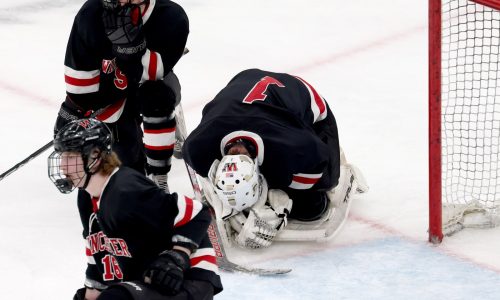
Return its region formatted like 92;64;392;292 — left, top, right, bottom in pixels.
229;189;292;249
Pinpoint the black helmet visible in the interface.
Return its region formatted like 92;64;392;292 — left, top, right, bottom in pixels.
49;118;113;194
54;118;112;156
101;0;150;11
101;0;119;11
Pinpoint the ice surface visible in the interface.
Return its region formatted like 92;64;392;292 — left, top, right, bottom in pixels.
0;1;499;299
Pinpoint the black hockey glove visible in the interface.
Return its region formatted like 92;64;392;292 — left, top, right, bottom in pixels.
102;4;146;63
72;287;86;300
143;249;190;295
54;98;85;136
138;80;177;117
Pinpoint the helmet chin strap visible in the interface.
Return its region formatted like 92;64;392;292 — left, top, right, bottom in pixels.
79;155;101;191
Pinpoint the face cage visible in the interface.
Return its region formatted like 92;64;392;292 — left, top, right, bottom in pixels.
48;151;87;194
223;139;257;158
102;0;148;11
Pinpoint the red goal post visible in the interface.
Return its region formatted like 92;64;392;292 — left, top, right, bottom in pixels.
429;0;500;243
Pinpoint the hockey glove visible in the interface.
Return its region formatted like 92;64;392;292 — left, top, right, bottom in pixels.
54;98;85;136
102;4;146;81
138;80;177;117
230;190;292;249
72;287;86;300
143;250;190;295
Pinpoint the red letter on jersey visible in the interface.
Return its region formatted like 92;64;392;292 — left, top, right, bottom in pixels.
114;69;128;90
242;76;285;104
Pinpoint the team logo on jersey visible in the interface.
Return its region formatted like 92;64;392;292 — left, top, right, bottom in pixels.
102;59;117;74
78;119;91;128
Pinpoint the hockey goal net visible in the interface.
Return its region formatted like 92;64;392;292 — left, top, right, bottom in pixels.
429;0;500;242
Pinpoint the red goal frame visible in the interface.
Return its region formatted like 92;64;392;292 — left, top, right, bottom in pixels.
428;0;500;243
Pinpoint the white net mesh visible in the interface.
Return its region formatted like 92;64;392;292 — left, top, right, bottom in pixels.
441;0;500;234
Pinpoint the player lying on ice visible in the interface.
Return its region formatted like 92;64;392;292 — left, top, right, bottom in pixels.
183;68;368;249
48;118;222;300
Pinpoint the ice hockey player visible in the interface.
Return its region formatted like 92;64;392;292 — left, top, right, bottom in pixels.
54;0;189;193
183;68;368;249
48;118;222;300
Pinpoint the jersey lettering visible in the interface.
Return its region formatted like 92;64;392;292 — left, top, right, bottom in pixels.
242;76;285;104
114;69;128;90
87;231;132;257
102;255;124;281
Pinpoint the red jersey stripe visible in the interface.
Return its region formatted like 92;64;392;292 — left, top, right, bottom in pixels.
191;255;217;266
296;76;326;115
175;196;194;227
148;51;158;80
292;175;320;184
65;75;100;87
95;98;126;121
144;144;175;151
144;127;176;134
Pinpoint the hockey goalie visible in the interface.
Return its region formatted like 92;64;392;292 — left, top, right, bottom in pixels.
183;69;369;249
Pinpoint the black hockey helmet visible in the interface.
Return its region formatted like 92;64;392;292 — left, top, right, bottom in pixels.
48;118;112;194
53;118;112;156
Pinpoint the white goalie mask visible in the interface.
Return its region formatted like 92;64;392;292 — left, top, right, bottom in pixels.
210;155;263;212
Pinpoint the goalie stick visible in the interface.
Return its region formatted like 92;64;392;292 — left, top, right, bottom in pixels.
174;103;291;275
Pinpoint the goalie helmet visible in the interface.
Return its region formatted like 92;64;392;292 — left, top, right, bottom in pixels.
48;118;113;194
212;155;262;212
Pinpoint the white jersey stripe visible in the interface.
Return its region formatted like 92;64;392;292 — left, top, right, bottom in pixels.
174;196;203;227
95;99;126;123
288;172;323;189
141;49;164;83
191;260;219;274
294;76;328;123
65;66;100;79
141;0;156;24
84;239;96;264
191;247;215;257
65;66;100;94
143;129;176;147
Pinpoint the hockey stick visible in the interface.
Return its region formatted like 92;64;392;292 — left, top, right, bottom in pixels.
174;104;291;275
0;100;126;183
184;162;291;275
0;140;53;182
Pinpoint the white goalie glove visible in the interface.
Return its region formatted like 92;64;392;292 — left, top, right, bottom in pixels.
229;189;293;249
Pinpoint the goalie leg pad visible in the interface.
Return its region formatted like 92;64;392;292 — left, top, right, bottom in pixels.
349;163;369;193
275;165;363;242
327;163;368;208
327;165;355;208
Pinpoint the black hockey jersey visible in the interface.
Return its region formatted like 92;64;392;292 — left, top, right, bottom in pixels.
183;69;340;192
64;0;188;118
80;167;222;294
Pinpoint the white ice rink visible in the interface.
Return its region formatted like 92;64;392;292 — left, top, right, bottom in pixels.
1;0;500;299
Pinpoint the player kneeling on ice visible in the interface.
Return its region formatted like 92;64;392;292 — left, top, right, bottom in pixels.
183;69;369;249
48;118;222;300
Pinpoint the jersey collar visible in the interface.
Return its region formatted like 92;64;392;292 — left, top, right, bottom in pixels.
141;0;155;24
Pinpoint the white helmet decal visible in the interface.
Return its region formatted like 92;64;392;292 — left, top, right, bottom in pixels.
211;155;262;212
